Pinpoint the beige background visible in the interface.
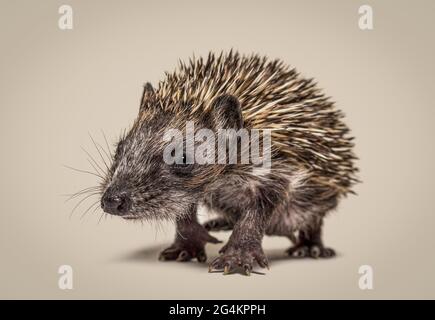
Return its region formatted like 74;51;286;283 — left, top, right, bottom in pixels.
1;0;434;299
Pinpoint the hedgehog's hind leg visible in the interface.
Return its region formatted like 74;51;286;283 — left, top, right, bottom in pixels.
287;219;336;259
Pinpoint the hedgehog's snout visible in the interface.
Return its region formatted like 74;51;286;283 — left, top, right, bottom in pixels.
101;187;132;216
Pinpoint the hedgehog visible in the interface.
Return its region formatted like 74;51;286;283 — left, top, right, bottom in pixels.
99;51;358;275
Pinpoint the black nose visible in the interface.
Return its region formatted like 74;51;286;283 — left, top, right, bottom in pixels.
101;193;131;215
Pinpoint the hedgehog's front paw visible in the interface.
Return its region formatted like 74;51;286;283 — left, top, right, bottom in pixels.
287;244;335;259
159;226;221;263
209;243;269;276
159;242;208;262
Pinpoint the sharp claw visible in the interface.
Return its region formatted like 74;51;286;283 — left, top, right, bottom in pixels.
262;260;270;270
223;265;230;275
243;265;252;276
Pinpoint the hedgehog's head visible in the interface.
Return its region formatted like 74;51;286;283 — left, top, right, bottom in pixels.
100;84;244;221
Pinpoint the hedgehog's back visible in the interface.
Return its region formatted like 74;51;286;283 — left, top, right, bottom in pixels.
157;52;358;195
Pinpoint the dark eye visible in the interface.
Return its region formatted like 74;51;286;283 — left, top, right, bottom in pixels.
171;153;194;176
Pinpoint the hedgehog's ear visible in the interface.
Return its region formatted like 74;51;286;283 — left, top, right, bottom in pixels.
139;82;155;112
210;94;243;129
